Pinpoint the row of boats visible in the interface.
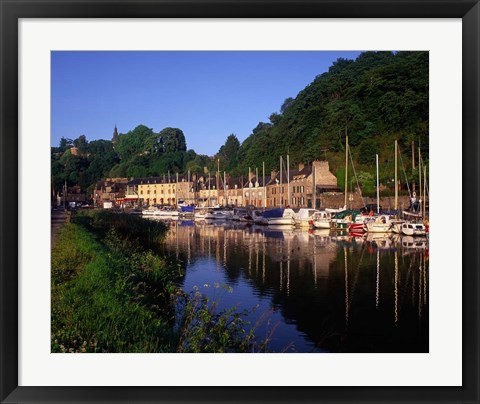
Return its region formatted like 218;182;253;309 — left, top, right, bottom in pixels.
141;205;429;237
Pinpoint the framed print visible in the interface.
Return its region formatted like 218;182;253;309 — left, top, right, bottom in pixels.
1;0;479;403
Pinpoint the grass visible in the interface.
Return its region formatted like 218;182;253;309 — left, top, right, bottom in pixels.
51;224;176;352
52;210;266;353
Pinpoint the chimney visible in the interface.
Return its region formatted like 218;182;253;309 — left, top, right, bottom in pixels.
298;162;305;170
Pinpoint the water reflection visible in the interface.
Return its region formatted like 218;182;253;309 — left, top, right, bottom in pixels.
154;218;428;353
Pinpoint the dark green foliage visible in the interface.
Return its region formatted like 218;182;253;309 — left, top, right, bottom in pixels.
216;134;241;173
358;139;380;165
238;51;428;181
159;127;187;154
71;209;168;248
51;222;176;353
115;124;154;161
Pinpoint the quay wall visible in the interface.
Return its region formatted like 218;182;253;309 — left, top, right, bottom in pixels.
318;193;414;211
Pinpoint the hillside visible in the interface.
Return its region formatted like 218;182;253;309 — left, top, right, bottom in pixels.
51;51;428;196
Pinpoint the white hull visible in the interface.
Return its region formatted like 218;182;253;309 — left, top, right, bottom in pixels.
293;218;312;228
293;208;319;228
142;209;179;217
267;217;294;225
365;223;392;233
205;212;228;220
312;220;331;229
401;222;426;236
365;215;394;233
391;221;405;234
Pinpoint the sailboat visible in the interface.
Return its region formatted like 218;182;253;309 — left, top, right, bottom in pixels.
326;134;348;214
365;154;393;233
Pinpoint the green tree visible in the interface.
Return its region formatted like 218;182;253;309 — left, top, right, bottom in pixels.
159;127;187;154
217;134;240;172
358;139;380;165
115;125;154;160
73;134;88;154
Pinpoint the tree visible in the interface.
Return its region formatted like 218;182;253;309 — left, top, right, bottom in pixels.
358;139;380;165
73;134;88;154
280;97;295;114
159;127;187;154
115;125;154;160
217;134;240;171
59;137;73;152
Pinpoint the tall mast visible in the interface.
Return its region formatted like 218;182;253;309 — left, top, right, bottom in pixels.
376;154;380;214
423;166;427;219
287;154;290;207
280;156;283;207
412;140;416;194
418;147;422;215
263;161;266;208
176;172;178;206
224;171;226;207
188;170;191;204
395;140;398;211
217;158;220;197
344;135;349;208
256;167;259;206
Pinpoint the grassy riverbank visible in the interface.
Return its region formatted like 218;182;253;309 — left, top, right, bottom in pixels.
51;210;262;353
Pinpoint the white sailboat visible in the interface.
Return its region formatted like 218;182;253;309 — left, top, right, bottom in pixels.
293;208;319;228
365;154;392;233
312;211;332;229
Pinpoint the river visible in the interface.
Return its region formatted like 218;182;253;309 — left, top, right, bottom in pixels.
153;218;428;353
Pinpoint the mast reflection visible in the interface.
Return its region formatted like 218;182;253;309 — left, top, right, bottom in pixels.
155;220;428;353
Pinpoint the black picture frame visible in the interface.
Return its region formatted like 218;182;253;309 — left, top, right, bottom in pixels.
1;1;478;403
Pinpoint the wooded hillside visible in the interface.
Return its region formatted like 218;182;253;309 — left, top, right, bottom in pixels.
52;51;428;196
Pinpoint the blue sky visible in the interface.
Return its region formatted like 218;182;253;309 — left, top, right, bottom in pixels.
51;51;361;156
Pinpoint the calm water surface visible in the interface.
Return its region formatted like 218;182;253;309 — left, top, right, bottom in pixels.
154;219;428;353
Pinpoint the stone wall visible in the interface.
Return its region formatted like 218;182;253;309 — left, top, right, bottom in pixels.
318;192;413;211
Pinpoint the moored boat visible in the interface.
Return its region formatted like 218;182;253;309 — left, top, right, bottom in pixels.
311;210;331;229
400;222;426;236
293;208;319;228
252;209;267;225
364;214;394;233
264;208;295;226
142;206;179;217
204;209;228;220
232;208;253;222
194;208;208;220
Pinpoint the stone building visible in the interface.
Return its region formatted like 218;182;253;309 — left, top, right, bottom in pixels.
129;175;193;207
266;161;338;208
221;176;244;207
93;178;128;207
242;173;271;207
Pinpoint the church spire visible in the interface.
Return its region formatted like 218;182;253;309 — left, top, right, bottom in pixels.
112;124;118;143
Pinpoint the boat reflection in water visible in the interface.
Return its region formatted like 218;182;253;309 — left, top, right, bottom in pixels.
156;219;428;353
